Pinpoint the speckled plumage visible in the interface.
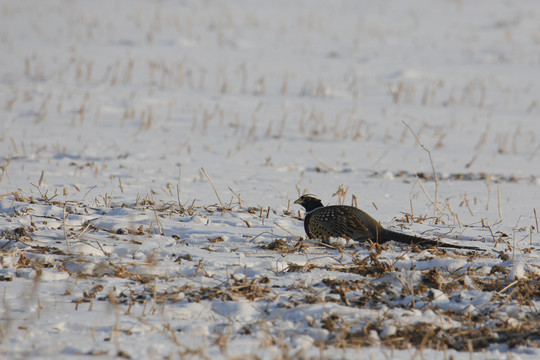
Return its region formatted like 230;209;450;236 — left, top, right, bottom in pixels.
294;194;481;250
304;205;381;242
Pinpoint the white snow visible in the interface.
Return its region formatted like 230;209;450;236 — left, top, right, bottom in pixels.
1;0;540;359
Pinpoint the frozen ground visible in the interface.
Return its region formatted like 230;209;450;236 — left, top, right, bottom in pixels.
1;0;540;359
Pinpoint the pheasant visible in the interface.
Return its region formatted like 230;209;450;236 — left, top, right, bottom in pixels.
294;194;482;250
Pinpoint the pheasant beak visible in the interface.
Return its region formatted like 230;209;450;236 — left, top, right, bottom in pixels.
293;197;303;205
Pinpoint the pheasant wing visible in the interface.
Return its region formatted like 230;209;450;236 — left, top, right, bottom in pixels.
309;206;374;241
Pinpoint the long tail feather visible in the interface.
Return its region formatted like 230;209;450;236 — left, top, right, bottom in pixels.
381;229;482;251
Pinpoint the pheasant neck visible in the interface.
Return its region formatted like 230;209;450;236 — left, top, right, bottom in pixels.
302;199;324;213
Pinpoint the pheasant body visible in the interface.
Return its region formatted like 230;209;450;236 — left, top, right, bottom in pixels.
294;194;481;250
304;205;382;242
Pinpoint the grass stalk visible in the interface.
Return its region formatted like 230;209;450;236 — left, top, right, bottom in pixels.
534;208;539;233
201;167;224;208
403;121;440;215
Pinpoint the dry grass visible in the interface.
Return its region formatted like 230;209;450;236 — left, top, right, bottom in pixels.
1;177;539;357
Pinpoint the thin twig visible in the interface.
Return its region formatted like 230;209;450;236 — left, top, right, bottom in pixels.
63;201;71;253
498;280;518;294
0;158;13;185
464;195;474;216
0;192;18;199
228;187;248;208
39;170;45;187
403;121;440;213
285;199;291;214
497;186;503;219
201;167;224;208
151;205;164;235
445;199;461;227
534;208;539;234
81;185;97;201
176;184;181;209
416;176;444;215
176;164;182;209
309;149;338;172
75;221;93;239
274;221;297;237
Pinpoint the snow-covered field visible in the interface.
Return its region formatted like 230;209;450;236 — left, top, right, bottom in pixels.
1;0;540;358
